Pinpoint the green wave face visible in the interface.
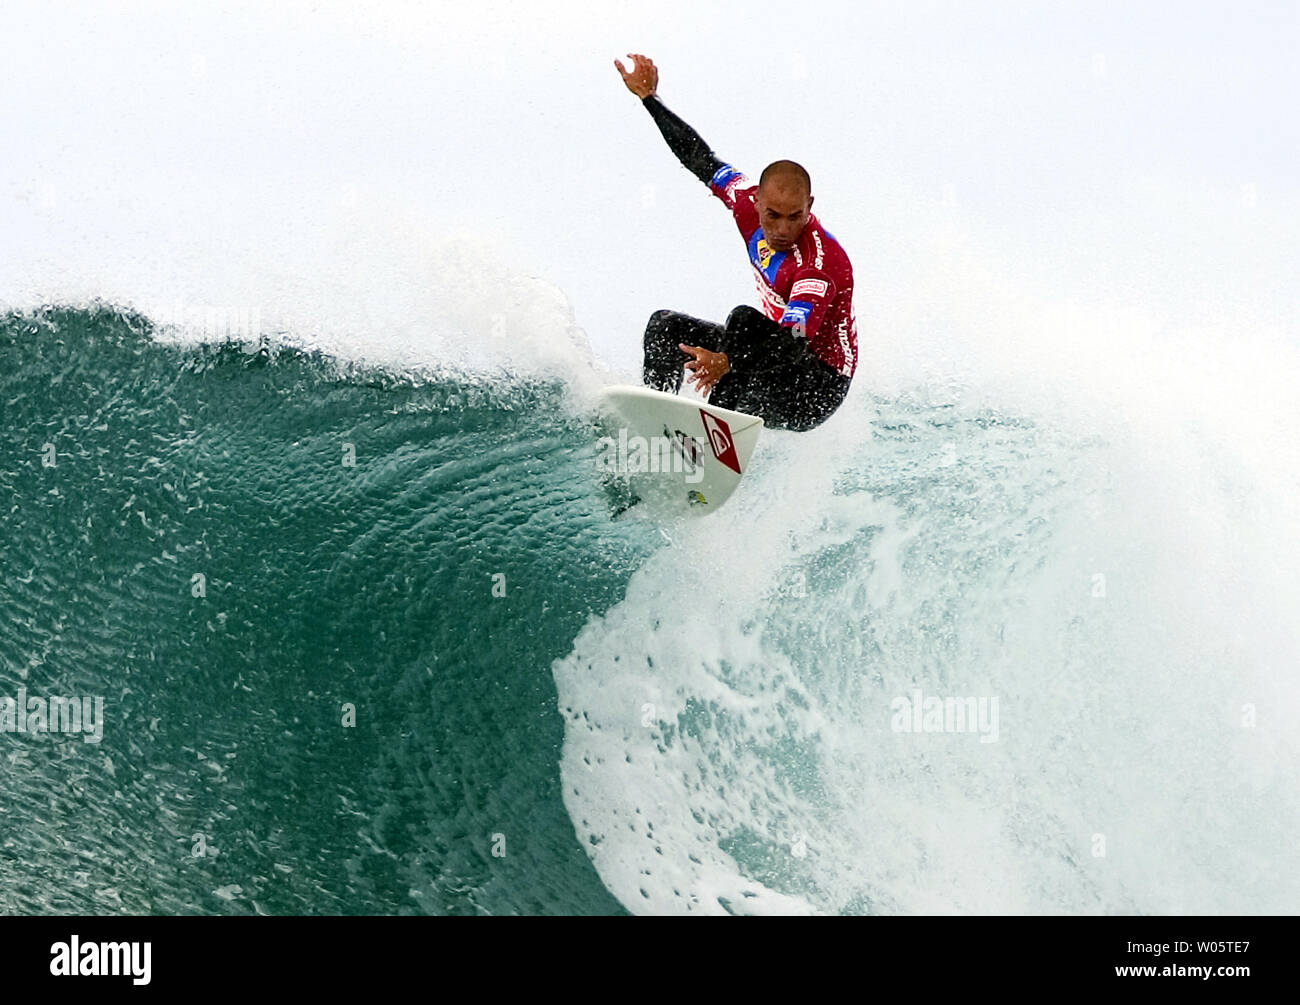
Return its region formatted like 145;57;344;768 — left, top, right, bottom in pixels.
0;304;650;915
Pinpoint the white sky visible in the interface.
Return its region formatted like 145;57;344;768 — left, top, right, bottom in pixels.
1;0;1296;375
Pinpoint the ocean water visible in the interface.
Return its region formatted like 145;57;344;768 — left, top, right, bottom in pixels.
0;304;640;914
2;298;1296;915
3;1;1298;916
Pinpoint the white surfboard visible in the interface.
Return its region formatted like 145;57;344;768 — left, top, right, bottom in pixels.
595;384;763;517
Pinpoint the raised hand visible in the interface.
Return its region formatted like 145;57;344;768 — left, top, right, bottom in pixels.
614;53;658;99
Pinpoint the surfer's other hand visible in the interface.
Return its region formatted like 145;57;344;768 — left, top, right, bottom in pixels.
680;344;729;392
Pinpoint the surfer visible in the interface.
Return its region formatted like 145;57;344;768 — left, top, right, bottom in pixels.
615;53;858;431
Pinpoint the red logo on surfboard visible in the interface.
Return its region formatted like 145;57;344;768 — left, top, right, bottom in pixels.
700;410;741;473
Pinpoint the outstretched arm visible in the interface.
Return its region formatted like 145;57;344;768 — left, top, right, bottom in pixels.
615;53;724;185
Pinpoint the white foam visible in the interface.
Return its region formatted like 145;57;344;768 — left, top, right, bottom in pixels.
556;374;1300;913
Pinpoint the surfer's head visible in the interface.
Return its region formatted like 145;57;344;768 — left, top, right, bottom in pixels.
756;160;813;252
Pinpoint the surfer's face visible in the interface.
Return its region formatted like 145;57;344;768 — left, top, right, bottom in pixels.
756;181;813;252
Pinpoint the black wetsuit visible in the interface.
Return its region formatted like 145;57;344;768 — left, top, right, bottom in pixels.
639;95;854;432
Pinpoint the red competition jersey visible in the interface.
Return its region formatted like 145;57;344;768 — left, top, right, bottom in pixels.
708;164;858;377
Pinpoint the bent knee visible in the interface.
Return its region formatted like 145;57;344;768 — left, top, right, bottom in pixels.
725;304;763;330
644;309;677;344
646;309;677;330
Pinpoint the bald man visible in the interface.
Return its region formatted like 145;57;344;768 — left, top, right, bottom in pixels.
616;53;858;431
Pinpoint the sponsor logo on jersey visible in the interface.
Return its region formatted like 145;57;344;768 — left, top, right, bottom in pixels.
813;230;824;269
837;319;854;374
791;277;829;299
700;410;742;474
750;232;786;283
780;300;813;326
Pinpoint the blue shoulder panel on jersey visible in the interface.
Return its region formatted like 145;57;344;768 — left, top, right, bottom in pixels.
748;230;787;283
